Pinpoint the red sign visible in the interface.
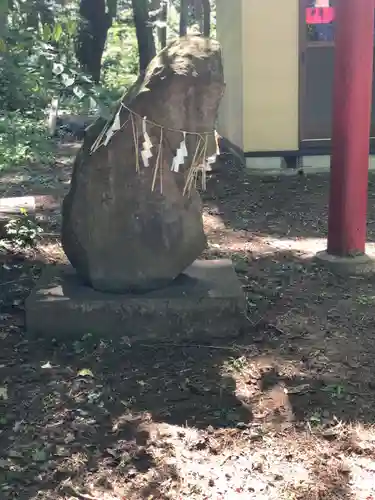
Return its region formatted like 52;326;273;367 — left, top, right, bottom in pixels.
306;7;335;24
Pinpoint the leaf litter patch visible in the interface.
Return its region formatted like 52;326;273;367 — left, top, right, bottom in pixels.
0;156;374;498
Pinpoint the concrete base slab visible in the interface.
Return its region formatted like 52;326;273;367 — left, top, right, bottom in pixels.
245;155;375;176
315;251;375;275
25;260;246;342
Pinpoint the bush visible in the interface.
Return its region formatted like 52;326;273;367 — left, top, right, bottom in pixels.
0;112;55;171
101;19;139;98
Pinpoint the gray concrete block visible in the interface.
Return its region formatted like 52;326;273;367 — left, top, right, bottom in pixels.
315;251;375;276
25;260;246;342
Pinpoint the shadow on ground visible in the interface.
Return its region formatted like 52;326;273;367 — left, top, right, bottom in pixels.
203;155;375;243
1;150;375;498
0;245;375;499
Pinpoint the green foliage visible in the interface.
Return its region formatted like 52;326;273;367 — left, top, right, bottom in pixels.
0;1;111;171
0;112;55;170
101;19;139;97
1;208;43;248
0;0;140;117
0;2;78;171
0;0;216;179
0;33;51;112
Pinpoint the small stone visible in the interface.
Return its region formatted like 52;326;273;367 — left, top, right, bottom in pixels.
64;432;75;444
127;468;137;478
8;450;22;458
235;260;248;274
322;428;338;440
252;461;264;472
249;431;263;442
55;446;69;457
195;439;208;451
236;422;248;430
339;463;351;475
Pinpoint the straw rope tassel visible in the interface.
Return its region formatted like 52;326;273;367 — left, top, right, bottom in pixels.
183;136;203;196
90;115;112;154
103;106;121;146
186;137;205;195
200;136;208;191
151;128;163;192
193;136;208;194
130;113;140;173
160;143;163;194
90;105;129;154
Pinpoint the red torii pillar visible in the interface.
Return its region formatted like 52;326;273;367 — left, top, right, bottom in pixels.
327;0;374;257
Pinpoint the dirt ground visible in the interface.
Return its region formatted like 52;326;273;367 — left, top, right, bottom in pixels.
0;150;375;500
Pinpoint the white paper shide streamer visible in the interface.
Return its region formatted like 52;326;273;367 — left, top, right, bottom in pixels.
141;117;153;167
88;103;216;195
171;132;188;172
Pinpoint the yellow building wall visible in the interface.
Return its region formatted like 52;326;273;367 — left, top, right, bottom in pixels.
216;0;243;149
242;0;299;152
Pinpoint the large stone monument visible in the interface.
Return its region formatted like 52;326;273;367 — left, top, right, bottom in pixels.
26;37;246;341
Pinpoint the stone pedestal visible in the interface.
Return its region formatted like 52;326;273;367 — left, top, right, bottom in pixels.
25;260;246;342
315;251;375;275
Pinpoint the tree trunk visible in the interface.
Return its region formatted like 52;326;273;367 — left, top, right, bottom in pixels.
76;0;112;83
159;0;168;49
107;0;117;19
132;0;156;73
190;0;210;36
0;0;8;39
25;0;54;30
150;0;167;50
191;0;203;34
179;0;188;36
202;0;210;37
